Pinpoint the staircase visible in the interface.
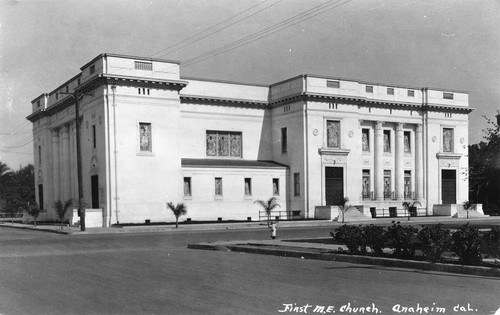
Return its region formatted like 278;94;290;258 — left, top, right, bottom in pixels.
338;206;372;222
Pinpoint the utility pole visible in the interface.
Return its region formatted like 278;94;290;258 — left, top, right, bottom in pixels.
60;90;92;231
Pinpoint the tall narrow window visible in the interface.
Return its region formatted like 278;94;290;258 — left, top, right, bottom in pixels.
89;65;95;74
92;125;96;148
244;178;252;196
443;128;454;152
184;177;191;196
38;184;44;210
273;178;279;196
384;170;392;199
215;177;223;196
38;145;42;164
362;170;370;200
326;120;340;148
281;127;287;154
404;131;411;153
139;123;152;152
404;171;412;199
383;130;391;153
294;172;300;196
362;129;370;152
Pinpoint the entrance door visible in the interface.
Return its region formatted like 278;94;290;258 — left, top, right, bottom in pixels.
325;167;343;205
91;175;99;208
441;170;456;204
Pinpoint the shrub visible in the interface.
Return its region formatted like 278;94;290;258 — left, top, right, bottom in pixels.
332;224;366;254
450;223;484;265
386;221;418;258
481;227;499;258
417;224;450;262
363;224;387;255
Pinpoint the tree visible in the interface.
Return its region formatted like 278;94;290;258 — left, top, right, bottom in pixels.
462;200;473;219
54;199;73;230
25;202;41;226
166;202;187;228
338;197;353;223
5;199;27;224
254;197;280;227
402;201;421;221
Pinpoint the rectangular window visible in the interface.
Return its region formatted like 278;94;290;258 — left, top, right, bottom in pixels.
273;178;279;196
383;130;391;153
66;86;69;93
37;100;40;108
38;184;44;210
56;93;58;100
244;178;252;196
407;90;415;97
92;125;96;148
38;145;42;164
387;87;394;95
326;120;340;148
206;131;242;158
294;172;300;196
184;177;191;196
443;92;454;100
404;131;411;153
362;170;370;199
77;78;81;85
281;127;287;154
443;128;454;152
366;85;373;93
327;80;340;88
384;170;392;199
215;177;223;196
89;65;95;74
135;61;153;71
362;129;370;152
139;122;152;152
404;171;412;199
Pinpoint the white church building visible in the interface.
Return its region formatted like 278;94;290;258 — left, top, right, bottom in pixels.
27;53;472;226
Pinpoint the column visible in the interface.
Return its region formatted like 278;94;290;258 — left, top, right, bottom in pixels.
395;123;404;200
52;129;60;202
61;124;71;201
374;121;384;201
415;124;424;200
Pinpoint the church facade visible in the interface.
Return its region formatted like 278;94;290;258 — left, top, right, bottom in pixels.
27;54;472;226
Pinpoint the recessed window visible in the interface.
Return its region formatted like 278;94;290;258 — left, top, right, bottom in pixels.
38;145;42;164
273;178;279;196
407;90;415;97
139;122;152;152
66;86;69;93
206;131;242;158
77;78;81;85
362;170;370;199
326;120;340;149
443;92;454;100
184;177;191;196
294;173;300;196
244;178;252;196
404;171;412;199
327;80;340;88
215;177;223;196
383;130;391;153
366;85;373;93
37;100;40;108
135;61;153;71
55;93;58;100
281;127;287;154
362;129;370;152
443;128;454;152
384;170;392;199
404;131;411;153
89;65;95;74
92;125;96;149
387;88;394;95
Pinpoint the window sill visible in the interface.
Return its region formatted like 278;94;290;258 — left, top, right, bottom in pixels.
244;195;252;200
214;195;223;200
183;196;192;200
137;151;154;157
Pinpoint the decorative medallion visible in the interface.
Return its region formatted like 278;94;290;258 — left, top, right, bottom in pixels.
460;137;465;144
362;159;370;165
432;136;437;142
348;131;354;138
313;129;319;136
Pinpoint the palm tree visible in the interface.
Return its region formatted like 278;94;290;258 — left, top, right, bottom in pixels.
463;200;473;219
402;201;421;221
166;202;187;228
0;161;12;199
338;197;353;223
54;199;73;230
254;197;280;227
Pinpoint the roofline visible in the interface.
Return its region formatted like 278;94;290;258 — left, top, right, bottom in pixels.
80;53;181;70
47;72;83;96
181;76;269;88
31;93;49;104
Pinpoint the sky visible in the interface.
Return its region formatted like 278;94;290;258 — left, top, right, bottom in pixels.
0;0;499;170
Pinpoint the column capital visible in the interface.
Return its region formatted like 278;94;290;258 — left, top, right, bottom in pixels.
375;121;384;130
416;124;423;133
396;123;404;131
51;129;59;138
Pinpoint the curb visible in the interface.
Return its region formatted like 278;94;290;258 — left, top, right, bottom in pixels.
0;223;71;235
187;242;500;278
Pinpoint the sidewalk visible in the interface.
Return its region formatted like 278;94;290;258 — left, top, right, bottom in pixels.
1;216;498;235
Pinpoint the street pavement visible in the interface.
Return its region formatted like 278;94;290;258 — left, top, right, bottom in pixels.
0;223;499;315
